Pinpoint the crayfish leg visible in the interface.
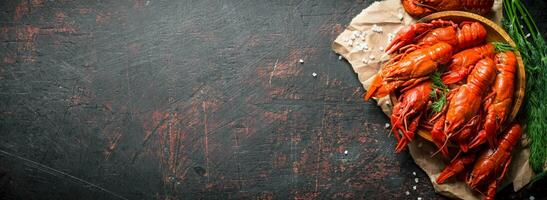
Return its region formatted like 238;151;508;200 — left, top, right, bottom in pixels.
431;115;450;157
484;157;512;200
436;153;476;184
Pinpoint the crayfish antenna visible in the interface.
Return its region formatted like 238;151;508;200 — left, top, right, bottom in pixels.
432;134;451;157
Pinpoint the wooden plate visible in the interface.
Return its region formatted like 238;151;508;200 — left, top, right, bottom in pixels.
389;11;526;142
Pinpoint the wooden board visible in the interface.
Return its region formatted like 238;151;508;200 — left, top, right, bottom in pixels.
0;0;545;199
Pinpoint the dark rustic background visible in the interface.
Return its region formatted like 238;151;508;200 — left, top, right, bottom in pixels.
0;0;545;199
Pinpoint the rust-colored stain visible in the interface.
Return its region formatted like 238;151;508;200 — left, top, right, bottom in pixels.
104;131;122;160
14;2;28;21
16;25;39;51
31;0;45;7
3;56;15;64
263;109;289;122
127;42;141;56
55;11;66;22
96;12;112;25
133;0;146;9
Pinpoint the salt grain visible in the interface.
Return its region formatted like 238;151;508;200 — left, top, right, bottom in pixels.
299;59;304;64
414;178;419;183
405;191;410;196
384;123;390;129
412;185;417;190
338;55;343;60
529;196;535;200
417;197;422;200
369;55;375;60
398;12;404;20
372;24;383;33
379;46;384;51
362;58;368;64
312;72;318;77
412;171;416;176
360;32;367;41
363;43;369;51
343;37;350;43
525;33;531;38
344;150;348;155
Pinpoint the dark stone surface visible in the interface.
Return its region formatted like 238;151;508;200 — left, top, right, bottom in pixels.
0;0;545;199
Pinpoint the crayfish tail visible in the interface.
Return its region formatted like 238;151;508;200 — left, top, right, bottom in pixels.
364;74;384;101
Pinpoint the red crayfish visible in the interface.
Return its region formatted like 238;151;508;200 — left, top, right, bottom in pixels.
402;0;495;18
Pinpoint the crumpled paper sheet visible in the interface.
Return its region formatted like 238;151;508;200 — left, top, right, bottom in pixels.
331;0;535;199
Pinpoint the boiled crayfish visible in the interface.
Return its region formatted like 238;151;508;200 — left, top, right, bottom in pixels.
469;51;517;149
467;123;522;200
365;42;453;100
386;19;487;55
391;81;432;152
431;57;496;156
402;0;495;18
442;43;496;84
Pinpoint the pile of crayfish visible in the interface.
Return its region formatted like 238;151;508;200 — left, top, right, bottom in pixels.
402;0;494;18
364;19;521;200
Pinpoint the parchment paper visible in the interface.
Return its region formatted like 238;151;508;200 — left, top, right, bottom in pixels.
331;0;535;199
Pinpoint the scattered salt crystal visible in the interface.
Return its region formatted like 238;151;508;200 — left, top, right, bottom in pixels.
525;33;531;38
405;191;410;196
384;123;390;129
363;43;369;51
343;37;349;43
372;24;383;33
362;58;368;64
338;55;342;60
412;185;417;190
344;150;348;155
146;0;150;6
417;197;422;200
414;178;419;183
529;196;535;200
299;59;304;64
379;46;384;51
353;30;361;37
350;34;356;40
412;171;416;176
398;12;404;20
369;55;375;60
312;72;318;77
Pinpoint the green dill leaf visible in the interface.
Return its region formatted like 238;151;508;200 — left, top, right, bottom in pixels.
493;42;516;52
430;71;448;90
429;89;437;98
431;93;446;113
503;0;547;173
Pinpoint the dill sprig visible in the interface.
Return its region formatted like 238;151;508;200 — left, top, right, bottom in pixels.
493;42;516;52
503;0;547;173
429;72;449;113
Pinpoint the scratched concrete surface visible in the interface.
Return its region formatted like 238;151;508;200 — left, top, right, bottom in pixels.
0;0;546;200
